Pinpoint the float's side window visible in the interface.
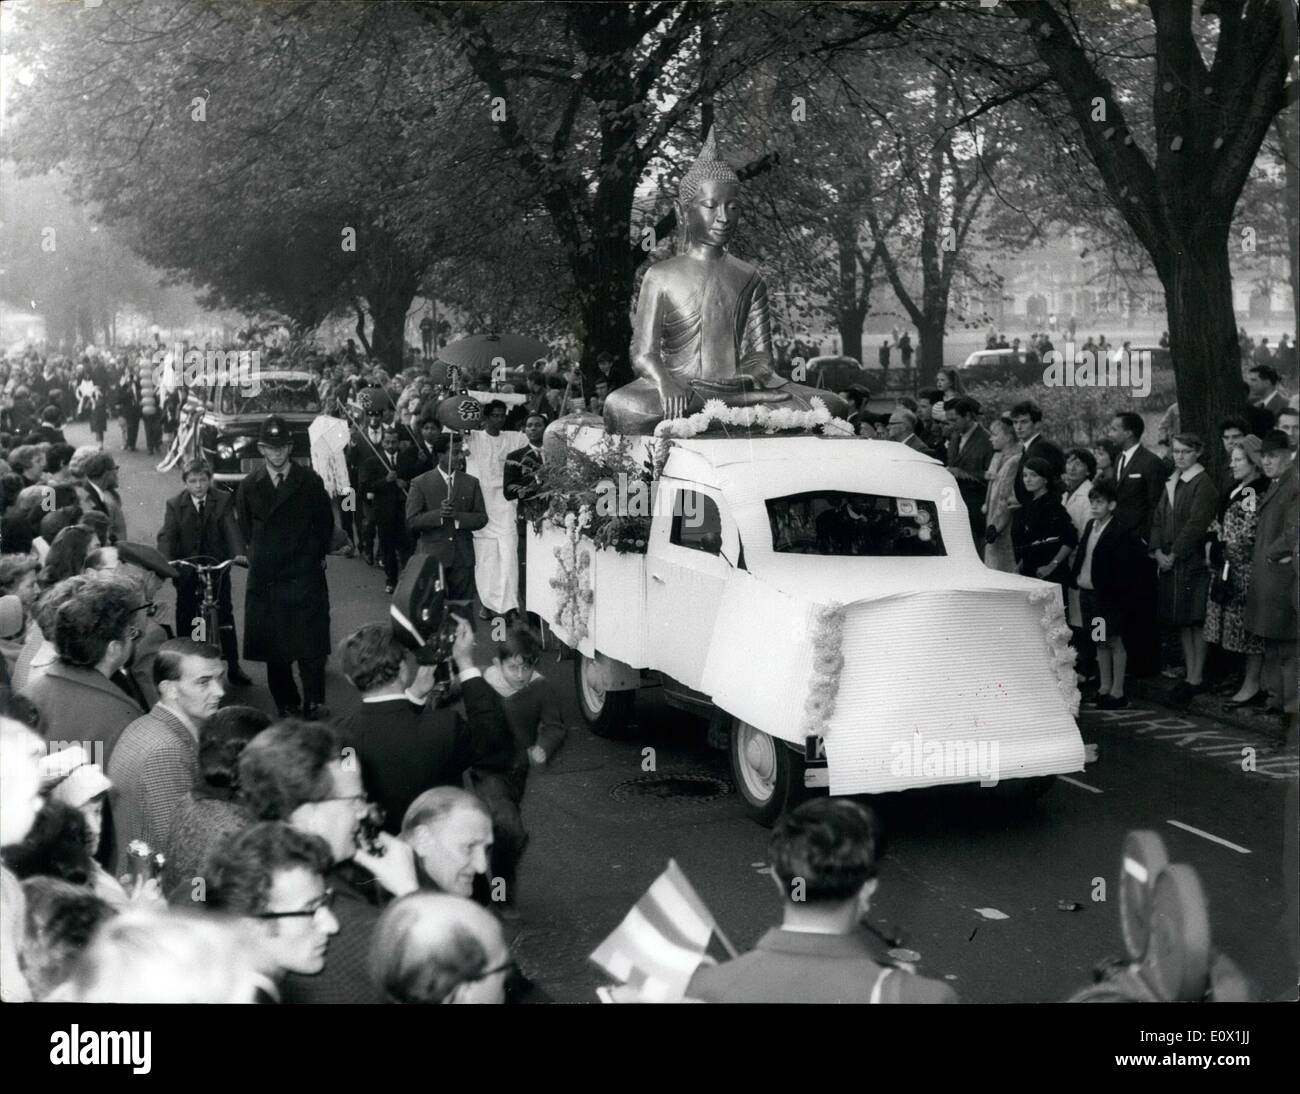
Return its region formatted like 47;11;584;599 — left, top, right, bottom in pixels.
670;489;723;556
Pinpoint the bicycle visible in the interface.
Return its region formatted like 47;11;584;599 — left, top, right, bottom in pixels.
173;556;247;648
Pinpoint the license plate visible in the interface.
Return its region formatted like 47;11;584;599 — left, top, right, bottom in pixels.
804;767;829;789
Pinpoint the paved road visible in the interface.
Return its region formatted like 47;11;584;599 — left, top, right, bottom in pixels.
94;421;1298;1004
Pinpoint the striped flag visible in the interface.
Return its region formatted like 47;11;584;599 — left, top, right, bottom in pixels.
590;860;725;1003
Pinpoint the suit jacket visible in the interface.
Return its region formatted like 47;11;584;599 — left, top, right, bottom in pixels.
503;444;544;522
395;444;432;485
234;461;335;662
1246;462;1298;639
1012;434;1068;506
947;424;994;514
1111;443;1169;542
901;433;937;459
107;704;200;873
405;467;488;567
1069;517;1150;620
281;861;383;1004
86;482;127;544
337;675;511;835
20;661;144;765
157;488;244;564
687;928;958;1004
357;447;406;528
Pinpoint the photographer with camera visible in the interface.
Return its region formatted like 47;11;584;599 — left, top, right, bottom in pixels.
236;718;421;1004
336;616;511;837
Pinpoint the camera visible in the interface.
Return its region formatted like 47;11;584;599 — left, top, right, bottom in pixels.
389;555;469;690
356;803;388;856
124;839;165;886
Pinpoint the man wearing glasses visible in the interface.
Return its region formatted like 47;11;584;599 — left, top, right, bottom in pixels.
206;821;340;1004
237;719;420;1004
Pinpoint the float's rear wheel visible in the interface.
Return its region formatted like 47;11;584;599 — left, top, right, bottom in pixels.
575;654;635;739
729;719;807;827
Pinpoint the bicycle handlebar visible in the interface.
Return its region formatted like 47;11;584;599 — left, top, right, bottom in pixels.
174;557;247;574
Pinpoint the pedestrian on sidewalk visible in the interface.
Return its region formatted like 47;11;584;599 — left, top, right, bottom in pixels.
1246;431;1297;719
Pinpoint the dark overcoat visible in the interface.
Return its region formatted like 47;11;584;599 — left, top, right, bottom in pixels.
1246;462;1298;640
234;461;334;662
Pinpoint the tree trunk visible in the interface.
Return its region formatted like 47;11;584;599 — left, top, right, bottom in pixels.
1164;223;1242;484
579;177;640;391
916;318;946;389
834;233;866;363
366;281;417;374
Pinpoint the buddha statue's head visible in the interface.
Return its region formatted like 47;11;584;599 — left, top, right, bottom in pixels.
676;129;741;250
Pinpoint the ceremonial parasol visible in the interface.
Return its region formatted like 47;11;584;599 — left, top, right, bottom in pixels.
437;333;550;378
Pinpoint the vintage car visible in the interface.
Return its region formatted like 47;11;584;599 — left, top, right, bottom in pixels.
959;348;1044;385
198;369;320;483
528;426;1087;824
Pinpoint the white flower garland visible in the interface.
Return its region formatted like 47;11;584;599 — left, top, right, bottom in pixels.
549;511;595;642
653;396;855;439
801;602;847;742
1030;586;1080;714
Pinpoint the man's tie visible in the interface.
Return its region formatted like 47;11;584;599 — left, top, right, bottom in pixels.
1116;453;1127;480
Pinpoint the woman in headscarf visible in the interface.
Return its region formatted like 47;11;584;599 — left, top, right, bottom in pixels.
1010;456;1077;584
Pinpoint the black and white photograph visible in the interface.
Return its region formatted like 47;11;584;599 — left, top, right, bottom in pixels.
0;0;1296;1060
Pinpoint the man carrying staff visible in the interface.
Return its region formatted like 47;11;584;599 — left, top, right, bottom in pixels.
234;415;335;719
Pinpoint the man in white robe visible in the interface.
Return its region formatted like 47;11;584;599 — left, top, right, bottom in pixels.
463;400;527;619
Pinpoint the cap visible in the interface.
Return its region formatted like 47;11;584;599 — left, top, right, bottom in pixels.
258;415;290;446
0;594;24;640
117;541;179;580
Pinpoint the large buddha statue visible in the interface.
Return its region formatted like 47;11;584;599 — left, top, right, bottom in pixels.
604;131;850;435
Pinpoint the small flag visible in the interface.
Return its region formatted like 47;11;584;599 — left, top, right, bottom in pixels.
590;859;724;1003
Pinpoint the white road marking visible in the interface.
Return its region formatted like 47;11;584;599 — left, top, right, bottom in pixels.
1166;819;1252;855
1060;775;1103;794
973;907;1009;920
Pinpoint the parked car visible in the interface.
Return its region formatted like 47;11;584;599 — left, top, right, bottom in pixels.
198;369;319;483
529;425;1086;824
959;349;1043;385
804;355;870;392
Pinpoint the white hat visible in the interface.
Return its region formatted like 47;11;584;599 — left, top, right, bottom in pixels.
40;746;112;808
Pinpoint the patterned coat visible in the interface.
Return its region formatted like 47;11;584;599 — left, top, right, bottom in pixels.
106;704;200;874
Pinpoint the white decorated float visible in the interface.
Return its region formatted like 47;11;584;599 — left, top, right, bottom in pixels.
527;414;1087;824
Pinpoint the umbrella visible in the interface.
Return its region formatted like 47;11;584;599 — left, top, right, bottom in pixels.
438;333;550;378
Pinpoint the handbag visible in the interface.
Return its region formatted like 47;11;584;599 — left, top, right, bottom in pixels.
1209;561;1234;607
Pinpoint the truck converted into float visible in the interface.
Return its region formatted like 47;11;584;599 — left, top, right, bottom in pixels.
526;417;1087;824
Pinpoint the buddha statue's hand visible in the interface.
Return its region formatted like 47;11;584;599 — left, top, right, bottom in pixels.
657;373;692;419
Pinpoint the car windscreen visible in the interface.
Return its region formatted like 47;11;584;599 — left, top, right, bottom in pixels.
220;380;320;416
766;490;945;556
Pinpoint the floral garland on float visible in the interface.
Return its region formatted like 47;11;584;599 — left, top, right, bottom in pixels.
549;510;595;642
801;602;847;743
532;431;655;554
652;397;855;439
1028;585;1081;715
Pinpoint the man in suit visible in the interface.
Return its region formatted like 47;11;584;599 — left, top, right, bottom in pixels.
205;822;341;1003
503;413;547;614
19;575;143;766
335;619;511;838
234;416;335;720
238;719;421;1004
157;458;251;684
1247;431;1298;719
885;409;936;458
687;799;958;1004
349;398;388;566
944;396;994;540
406;432;488;605
1010;400;1067;506
1248;363;1288;421
396;416;439;484
1106;411;1169;542
81;451;127;544
107;639;225;872
357;423;408;594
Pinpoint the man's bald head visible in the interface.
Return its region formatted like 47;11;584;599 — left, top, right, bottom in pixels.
368;893;509;1003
